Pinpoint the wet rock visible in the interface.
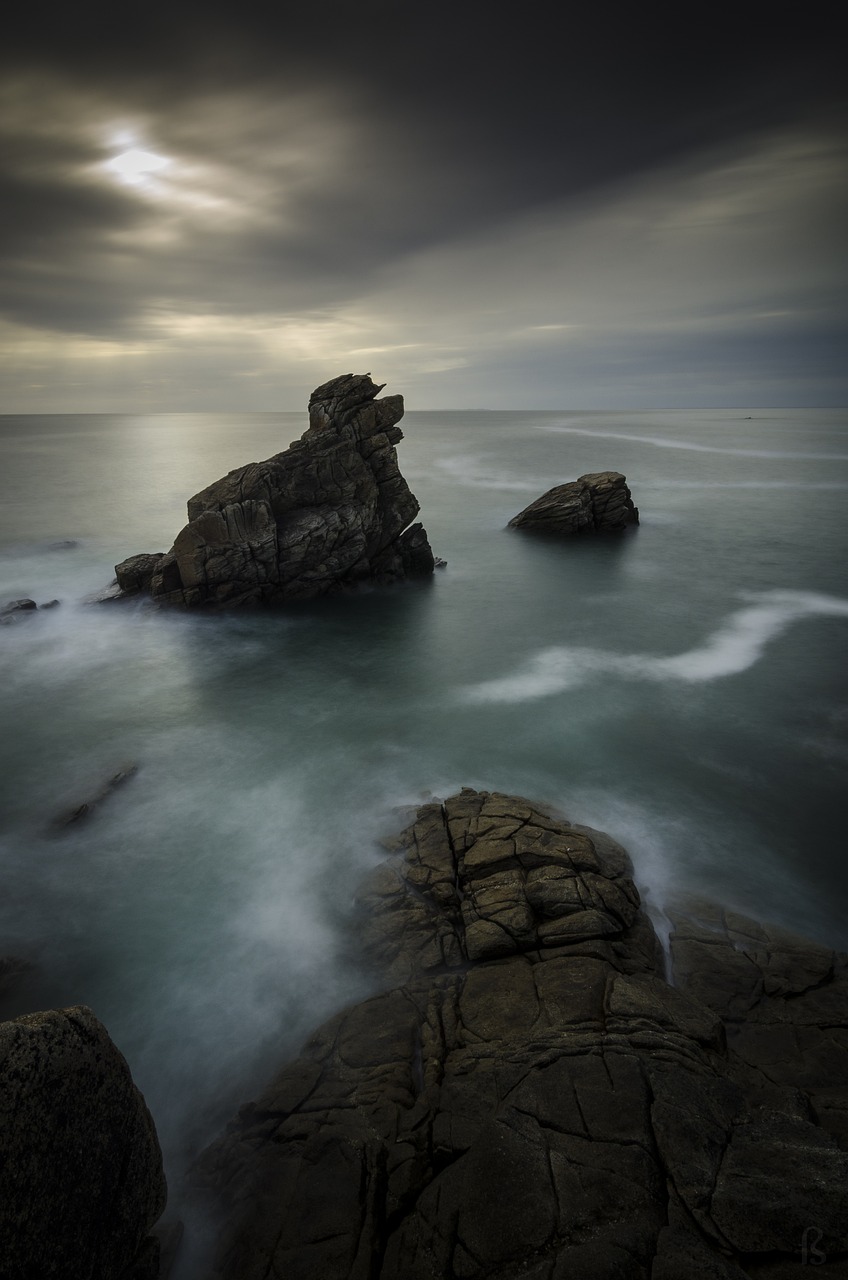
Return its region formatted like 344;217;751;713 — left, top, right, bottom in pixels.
668;897;848;1148
195;791;848;1278
115;552;165;595
114;374;435;609
0;596;37;622
1;597;60;623
48;539;79;550
86;580;126;604
509;470;639;534
0;1004;166;1279
49;763;139;832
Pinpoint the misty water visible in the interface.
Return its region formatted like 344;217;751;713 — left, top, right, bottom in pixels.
2;406;848;1259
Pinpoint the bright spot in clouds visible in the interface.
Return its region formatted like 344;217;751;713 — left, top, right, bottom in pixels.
105;147;171;185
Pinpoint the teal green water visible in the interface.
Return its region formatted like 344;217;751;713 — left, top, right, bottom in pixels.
1;407;847;1235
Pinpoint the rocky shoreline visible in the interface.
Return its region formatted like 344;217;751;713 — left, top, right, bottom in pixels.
192;790;848;1279
2;790;847;1277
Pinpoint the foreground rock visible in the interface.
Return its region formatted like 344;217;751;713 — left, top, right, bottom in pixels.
113;374;435;608
195;791;848;1279
509;470;639;534
0;1004;167;1279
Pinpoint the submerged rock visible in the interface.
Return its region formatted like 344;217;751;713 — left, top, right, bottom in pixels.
113;374;435;608
49;763;139;833
509;470;639;534
195;790;848;1279
0;1004;166;1279
0;597;61;623
0;597;38;622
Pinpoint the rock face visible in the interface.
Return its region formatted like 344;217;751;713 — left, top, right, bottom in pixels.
114;374;435;608
195;791;848;1279
509;470;639;534
0;1004;167;1279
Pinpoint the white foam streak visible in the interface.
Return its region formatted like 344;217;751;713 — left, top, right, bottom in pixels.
428;454;552;491
539;424;848;462
644;480;848;491
463;590;848;703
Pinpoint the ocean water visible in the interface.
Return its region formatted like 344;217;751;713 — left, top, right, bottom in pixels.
1;407;847;1261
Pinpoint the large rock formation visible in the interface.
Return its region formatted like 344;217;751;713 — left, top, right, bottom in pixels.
114;374;435;608
509;470;639;534
194;791;848;1279
0;1004;167;1279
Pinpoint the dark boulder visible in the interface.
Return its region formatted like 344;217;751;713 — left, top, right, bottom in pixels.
509;470;639;534
195;791;848;1279
0;1004;167;1279
1;597;38;619
114;553;165;595
114;374;435;609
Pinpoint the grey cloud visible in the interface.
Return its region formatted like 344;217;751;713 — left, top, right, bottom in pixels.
1;4;846;408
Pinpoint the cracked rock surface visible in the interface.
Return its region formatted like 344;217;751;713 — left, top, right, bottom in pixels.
114;374;435;608
195;791;848;1279
508;471;639;534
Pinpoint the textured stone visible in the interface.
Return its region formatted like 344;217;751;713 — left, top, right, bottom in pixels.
1;597;38;614
195;792;848;1279
0;597;39;624
114;553;164;595
509;470;639;534
0;1004;166;1280
114;374;434;608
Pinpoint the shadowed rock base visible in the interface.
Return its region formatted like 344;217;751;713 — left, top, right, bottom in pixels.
113;374;435;608
195;791;848;1279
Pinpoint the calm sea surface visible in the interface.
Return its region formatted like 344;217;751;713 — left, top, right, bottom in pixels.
2;407;848;1257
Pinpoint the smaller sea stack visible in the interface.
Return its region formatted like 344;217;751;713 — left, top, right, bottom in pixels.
509;470;639;534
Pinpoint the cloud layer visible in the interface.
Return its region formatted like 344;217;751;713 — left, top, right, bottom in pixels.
1;6;846;410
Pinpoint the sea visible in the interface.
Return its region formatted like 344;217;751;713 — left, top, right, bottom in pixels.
2;406;847;1265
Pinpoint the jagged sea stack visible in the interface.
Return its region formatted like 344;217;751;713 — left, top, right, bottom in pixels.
509;470;639;534
115;374;435;608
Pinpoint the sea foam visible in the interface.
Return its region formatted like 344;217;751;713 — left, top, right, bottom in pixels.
462;589;848;703
538;424;848;463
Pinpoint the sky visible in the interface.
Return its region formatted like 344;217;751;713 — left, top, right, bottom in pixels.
1;3;846;412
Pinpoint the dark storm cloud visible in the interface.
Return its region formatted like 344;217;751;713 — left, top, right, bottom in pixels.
1;2;845;408
3;3;844;262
